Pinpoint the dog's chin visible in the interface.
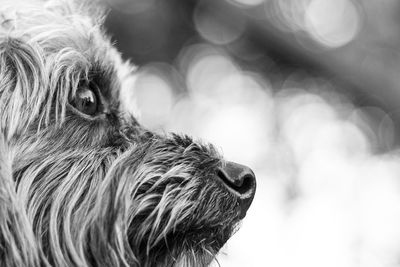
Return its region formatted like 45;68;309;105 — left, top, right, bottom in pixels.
136;222;239;266
177;224;236;250
168;206;243;253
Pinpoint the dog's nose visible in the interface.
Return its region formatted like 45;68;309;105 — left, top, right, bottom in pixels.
216;161;256;218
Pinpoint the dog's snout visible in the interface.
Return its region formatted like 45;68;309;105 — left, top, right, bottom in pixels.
216;162;256;197
216;161;256;218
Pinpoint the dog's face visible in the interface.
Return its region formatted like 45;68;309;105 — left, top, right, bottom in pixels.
0;1;256;266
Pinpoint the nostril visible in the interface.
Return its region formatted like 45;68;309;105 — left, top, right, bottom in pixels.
216;169;255;196
216;162;256;199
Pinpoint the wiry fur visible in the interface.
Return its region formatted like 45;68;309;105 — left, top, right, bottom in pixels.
0;1;244;266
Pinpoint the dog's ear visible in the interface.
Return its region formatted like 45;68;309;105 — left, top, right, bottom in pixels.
0;38;47;140
0;137;44;266
0;0;108;32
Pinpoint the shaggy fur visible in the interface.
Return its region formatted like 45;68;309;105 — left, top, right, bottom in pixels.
0;1;254;266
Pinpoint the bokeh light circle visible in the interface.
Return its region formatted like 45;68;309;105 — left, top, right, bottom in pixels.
305;0;361;47
226;0;265;8
132;67;174;129
194;1;246;45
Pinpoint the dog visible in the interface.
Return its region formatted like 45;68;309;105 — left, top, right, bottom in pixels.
0;1;256;266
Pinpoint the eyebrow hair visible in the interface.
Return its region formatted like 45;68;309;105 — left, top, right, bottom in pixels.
88;62;117;101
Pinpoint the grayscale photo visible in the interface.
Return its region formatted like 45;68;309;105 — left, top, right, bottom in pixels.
0;0;399;267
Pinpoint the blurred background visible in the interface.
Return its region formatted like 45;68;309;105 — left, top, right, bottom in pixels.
103;0;400;266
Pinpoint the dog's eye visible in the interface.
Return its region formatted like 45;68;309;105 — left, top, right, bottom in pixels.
73;87;98;116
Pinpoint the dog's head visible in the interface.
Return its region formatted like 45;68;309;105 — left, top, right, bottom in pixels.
0;1;256;266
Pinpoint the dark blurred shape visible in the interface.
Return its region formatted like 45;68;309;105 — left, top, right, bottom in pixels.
105;0;196;64
104;0;157;14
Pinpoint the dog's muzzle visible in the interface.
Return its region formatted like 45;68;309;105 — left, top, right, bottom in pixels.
216;161;256;219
